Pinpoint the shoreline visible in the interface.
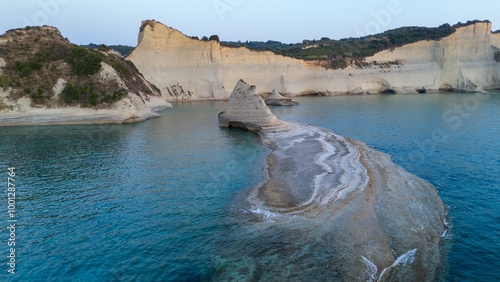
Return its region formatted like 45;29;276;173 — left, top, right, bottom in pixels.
168;98;229;103
2;92;495;126
0;109;161;127
167;90;494;103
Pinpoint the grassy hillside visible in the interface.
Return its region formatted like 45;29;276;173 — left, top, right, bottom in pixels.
0;26;156;109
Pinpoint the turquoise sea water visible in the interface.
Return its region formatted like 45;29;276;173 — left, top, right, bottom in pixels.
0;93;498;281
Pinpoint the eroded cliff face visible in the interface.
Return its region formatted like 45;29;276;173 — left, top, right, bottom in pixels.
363;22;500;93
128;20;322;100
129;21;225;100
128;20;500;100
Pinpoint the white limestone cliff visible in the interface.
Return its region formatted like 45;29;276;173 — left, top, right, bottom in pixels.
128;20;500;100
362;22;500;93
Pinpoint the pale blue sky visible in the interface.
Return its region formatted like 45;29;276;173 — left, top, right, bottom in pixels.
1;0;499;46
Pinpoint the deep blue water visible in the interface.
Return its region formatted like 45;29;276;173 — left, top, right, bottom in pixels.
272;93;500;281
0;93;498;281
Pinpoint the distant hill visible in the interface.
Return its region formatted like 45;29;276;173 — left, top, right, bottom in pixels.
222;20;492;69
82;43;135;57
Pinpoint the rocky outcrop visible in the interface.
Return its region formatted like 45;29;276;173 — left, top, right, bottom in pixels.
218;80;446;280
129;20;500;99
0;26;172;126
218;80;287;133
265;89;299;106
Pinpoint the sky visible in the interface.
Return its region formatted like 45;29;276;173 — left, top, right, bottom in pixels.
1;0;499;46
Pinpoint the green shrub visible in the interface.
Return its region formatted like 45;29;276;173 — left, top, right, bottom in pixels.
65;46;103;76
0;77;9;88
15;58;42;77
329;58;348;69
13;44;68;78
14;77;21;87
90;93;98;106
111;61;129;75
140;21;149;32
452;20;490;29
98;44;111;52
31;88;45;103
61;82;94;104
112;90;127;101
61;82;128;107
151;84;160;93
35;49;53;62
125;60;139;72
100;90;127;104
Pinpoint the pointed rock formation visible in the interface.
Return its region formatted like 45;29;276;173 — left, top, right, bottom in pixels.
265;89;299;106
218;80;288;133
